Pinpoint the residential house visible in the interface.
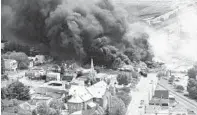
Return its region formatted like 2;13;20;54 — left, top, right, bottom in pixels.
46;72;61;82
4;59;18;71
154;89;169;99
149;98;169;107
62;70;77;82
67;85;94;114
36;81;69;94
87;81;108;107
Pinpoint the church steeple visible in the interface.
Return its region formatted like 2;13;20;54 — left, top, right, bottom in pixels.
91;58;94;71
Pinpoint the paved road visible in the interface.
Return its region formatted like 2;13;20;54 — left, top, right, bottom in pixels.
159;80;197;114
126;73;158;115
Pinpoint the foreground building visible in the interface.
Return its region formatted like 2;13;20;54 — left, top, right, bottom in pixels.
67;86;94;114
67;81;108;114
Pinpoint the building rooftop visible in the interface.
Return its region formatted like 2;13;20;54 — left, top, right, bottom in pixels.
87;81;107;98
68;85;93;103
149;98;169;104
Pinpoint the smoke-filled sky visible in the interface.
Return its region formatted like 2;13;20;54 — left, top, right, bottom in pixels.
1;0;154;67
2;0;196;69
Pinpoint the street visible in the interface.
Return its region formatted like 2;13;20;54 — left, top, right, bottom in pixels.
126;73;158;115
159;79;197;114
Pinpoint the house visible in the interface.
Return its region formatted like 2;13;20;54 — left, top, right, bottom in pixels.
149;98;169;107
67;85;94;114
4;59;18;71
62;70;77;82
36;81;69;94
154;89;169;99
87;81;108;107
46;72;61;82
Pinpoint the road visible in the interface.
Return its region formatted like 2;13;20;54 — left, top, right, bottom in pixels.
126;73;158;115
159;80;197;114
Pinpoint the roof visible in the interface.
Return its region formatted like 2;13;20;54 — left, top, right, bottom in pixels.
68;85;93;103
154;89;169;99
149;98;169;105
87;81;107;98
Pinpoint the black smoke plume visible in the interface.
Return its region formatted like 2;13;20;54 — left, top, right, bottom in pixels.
2;0;153;67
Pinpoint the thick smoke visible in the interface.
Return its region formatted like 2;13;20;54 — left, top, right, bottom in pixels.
2;0;153;67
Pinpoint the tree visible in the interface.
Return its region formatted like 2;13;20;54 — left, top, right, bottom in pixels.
1;87;8;99
7;81;30;100
111;58;125;69
176;85;184;92
116;91;131;107
2;52;29;69
187;78;197;99
107;95;126;115
117;72;132;85
35;101;63;115
4;41;31;55
187;65;197;79
1;58;5;74
49;99;65;113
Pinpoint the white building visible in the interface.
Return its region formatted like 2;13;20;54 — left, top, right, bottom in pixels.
4;59;18;71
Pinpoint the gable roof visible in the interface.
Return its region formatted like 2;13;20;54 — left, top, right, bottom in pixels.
68;85;93;103
87;81;107;98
